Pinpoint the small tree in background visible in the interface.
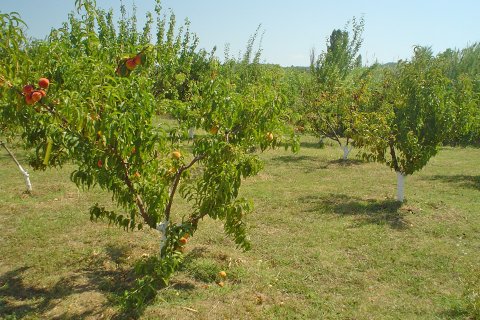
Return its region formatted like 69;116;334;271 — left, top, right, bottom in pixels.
305;17;365;159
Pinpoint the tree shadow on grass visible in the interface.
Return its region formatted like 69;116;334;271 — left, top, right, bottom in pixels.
0;245;196;320
270;155;367;174
423;174;480;191
0;267;47;318
271;155;319;164
300;141;325;149
326;158;366;167
105;244;130;267
0;266;107;319
182;246;209;265
439;307;477;320
300;193;408;230
271;155;329;172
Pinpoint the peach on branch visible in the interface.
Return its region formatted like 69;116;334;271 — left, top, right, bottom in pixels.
38;78;50;89
25;94;35;105
23;84;34;94
134;54;142;66
126;59;136;71
31;91;42;102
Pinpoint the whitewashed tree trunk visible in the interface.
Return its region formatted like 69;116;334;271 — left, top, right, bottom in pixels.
156;219;169;254
1;142;32;193
18;165;32;193
342;145;353;160
188;128;195;139
396;171;406;202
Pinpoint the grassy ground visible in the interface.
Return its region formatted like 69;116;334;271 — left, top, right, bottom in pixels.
0;137;479;319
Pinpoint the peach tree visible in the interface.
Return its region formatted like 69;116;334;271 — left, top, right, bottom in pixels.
305;17;364;159
1;1;297;308
354;47;451;202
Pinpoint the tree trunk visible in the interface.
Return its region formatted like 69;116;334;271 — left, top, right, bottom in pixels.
396;171;406;202
342;145;352;160
157;219;169;255
188;128;195;139
1;141;33;193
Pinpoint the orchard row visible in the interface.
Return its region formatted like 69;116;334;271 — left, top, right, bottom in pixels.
0;0;478;309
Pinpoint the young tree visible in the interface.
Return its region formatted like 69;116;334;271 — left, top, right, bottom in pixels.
306;17;365;159
310;18;364;88
354;47;451;201
1;1;297;308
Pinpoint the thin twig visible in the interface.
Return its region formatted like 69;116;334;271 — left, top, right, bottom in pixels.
118;155;151;226
180;306;199;313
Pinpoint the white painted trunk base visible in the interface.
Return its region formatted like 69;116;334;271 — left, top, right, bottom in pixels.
188;128;195;139
157;220;169;254
342;146;353;160
1;142;33;193
396;172;406;202
19;165;33;193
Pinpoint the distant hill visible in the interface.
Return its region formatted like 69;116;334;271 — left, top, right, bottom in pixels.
282;65;310;72
380;61;398;68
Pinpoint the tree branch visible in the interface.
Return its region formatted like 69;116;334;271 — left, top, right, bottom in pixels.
164;154;205;222
319;115;342;147
4;77;152;224
42;93;152;227
388;138;400;172
117;155;152;227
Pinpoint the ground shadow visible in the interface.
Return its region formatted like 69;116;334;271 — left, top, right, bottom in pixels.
423;174;480;191
439;307;474;320
0;267;48;318
271;155;329;172
271;155;320;164
300;193;407;230
0;244;196;320
105;244;131;266
271;155;367;174
0;266;103;319
326;158;366;167
300;141;326;149
182;246;209;265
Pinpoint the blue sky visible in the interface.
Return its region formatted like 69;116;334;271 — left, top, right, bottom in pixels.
1;1;479;66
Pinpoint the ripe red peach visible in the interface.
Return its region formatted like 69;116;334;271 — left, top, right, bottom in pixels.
38;78;50;89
